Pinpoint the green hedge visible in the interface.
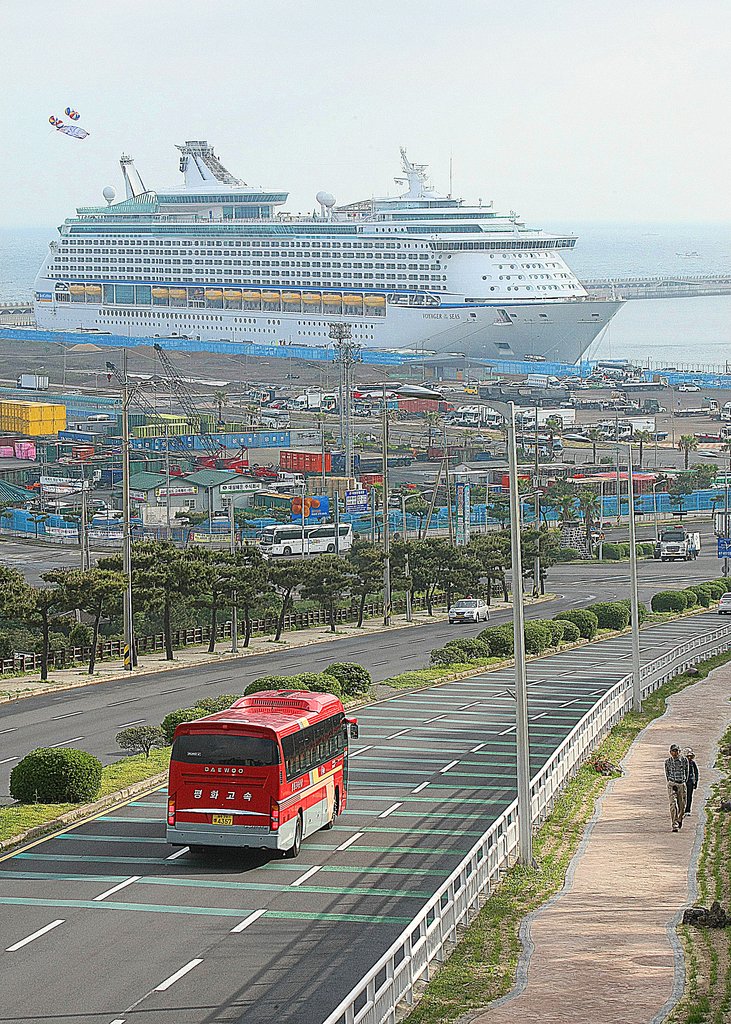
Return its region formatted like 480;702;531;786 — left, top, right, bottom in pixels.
689;584;713;607
601;542;623;561
679;589;698;608
161;707;206;744
587;602;630;631
651;590;688;613
194;694;239;714
10;747;103;804
554;608;599;639
524;620;553;654
479;624;514;657
557;547;583;562
545;619;566;646
558;620;581;642
324;662;372;697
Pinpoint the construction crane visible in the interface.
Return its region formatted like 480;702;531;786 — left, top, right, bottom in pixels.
153;344;225;461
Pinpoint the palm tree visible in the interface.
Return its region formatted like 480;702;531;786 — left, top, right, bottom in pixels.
424;411;440;449
586;427;603;465
576;487;600;548
633;430;653;469
678;434;698;470
212;389;228;428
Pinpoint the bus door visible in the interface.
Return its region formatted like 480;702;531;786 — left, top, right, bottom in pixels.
343;718;359;790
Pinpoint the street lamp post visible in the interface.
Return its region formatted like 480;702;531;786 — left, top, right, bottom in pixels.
627;445;642;711
652;480;661;544
120;352;134;671
229;499;238;654
382;384;392;626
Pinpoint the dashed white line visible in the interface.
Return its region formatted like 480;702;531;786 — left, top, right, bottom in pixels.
386;729;410;740
499;725;516;736
291;865;321;887
166;847;189;861
530;711;548;721
107;697;140;707
0;756;18;764
0;727;17;735
349;745;373;757
109;1019;126;1023
412;782;430;793
379;802;402;818
424;715;446;724
118;719;146;728
154;958;203;991
49;737;84;748
51;710;84;720
93;876;141;902
336;832;364;851
439;759;460;773
230;908;267;933
471;742;487;753
459;701;482;710
6;919;64;951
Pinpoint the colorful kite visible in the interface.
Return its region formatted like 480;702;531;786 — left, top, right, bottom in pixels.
49;108;89;140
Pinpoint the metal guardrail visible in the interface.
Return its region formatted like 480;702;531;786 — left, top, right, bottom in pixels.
321;621;731;1024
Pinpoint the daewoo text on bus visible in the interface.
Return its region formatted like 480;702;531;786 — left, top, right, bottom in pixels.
166;690;358;857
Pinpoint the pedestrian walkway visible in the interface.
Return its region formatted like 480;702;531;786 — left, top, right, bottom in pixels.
473;661;731;1024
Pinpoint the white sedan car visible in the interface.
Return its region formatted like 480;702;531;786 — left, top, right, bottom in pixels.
448;598;490;624
718;593;731;615
678;383;701;392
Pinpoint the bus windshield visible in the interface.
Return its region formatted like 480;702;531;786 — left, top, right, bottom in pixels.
172;732;280;767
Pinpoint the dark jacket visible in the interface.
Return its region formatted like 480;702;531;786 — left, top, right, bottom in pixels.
687;760;699;788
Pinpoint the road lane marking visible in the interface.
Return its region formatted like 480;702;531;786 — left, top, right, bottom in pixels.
336;832;364;851
118;719;146;728
51;710;84;720
349;745;373;757
159;687;186;694
460;701;482;709
109;1019;126;1023
93;876;141;902
230;909;267;933
499;725;516;736
424;715;446;723
166;847;189;861
379;803;402;818
0;728;17;735
0;756;19;764
530;711;548;721
291;865;321;886
107;698;140;706
155;958;203;991
471;742;487;752
6;919;64;951
49;737;83;748
440;760;460;773
412;782;430;793
386;729;410;740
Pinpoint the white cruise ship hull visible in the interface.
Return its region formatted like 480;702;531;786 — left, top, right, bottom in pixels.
33;292;620;365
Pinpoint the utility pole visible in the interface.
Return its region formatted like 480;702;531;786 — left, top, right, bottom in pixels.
79;463;88;571
329;323;359;481
627;446;642;711
164;424;172;540
300;478;307;560
120;351;134;672
229;498;238;654
382;383;391;625
402;493;412;622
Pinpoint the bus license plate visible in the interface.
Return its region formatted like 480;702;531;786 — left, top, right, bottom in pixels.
212;814;233;826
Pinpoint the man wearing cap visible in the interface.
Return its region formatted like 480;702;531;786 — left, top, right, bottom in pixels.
685;749;699;813
665;743;689;832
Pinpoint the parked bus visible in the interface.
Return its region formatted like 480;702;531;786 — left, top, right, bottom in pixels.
166;691;359;857
260;522;353;557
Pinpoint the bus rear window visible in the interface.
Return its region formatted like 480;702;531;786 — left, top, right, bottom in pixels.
172;733;280;767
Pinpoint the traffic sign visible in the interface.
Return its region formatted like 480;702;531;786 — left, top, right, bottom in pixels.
345;489;369;513
717;538;731;558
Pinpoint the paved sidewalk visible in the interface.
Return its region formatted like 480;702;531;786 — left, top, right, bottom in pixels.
473;662;731;1024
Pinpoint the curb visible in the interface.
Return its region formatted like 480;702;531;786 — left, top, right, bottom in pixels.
0;771;167;857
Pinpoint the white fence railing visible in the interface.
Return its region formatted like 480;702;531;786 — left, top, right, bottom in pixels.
321;622;731;1024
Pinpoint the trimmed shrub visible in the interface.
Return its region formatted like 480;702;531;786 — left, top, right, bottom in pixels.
587;602;630;631
638;542;656;558
324;662;372;697
688;584;713;607
161;706;207;744
430;646;459;667
479;624;514;657
559;620;580;643
545;619;566;646
601;542;622;561
617;598;650;624
69;623;93;648
706;580;728;600
555;608;599;639
10;747;103;804
116;725;166;758
291;672;342;696
447;637;491;661
679;589;698;608
243;675;304;697
523;620;553;654
651;590;688;613
557;546;583;562
194;694;239;714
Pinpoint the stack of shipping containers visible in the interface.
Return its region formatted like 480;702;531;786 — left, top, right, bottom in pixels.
0;400;67;436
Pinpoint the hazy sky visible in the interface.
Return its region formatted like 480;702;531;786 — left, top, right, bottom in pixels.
1;0;728;228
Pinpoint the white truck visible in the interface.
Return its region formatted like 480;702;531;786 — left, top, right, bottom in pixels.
17;373;49;390
655;528;701;561
515;408;576;429
448;405;504;428
292;391;337;412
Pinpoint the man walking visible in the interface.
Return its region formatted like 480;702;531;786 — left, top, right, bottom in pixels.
665;743;689;832
685;749;699;813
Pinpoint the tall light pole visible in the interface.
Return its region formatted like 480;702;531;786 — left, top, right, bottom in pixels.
120;352;134;672
627;446;642;711
329;323;359;481
489;399;533;866
382;383;391;626
229;497;238;654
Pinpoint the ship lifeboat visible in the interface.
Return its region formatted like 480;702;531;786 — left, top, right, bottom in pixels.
204;289;223;300
242;290;261;302
152;287;169;299
169;288;187;299
68;284;86;295
224;289;242;300
302;293;321;304
262;291;280;303
84;285;102;297
282;292;301;304
364;294;386;306
343;294;363;307
322;293;342;306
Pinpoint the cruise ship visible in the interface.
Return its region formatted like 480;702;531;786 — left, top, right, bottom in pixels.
33;141;622;363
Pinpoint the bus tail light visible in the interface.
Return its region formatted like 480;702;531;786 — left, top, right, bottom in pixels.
167;796;176;826
270;799;280;831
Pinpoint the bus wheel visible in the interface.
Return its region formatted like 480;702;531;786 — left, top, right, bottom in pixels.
324;790;339;830
283;546;292;556
327;543;336;553
285;815;303;858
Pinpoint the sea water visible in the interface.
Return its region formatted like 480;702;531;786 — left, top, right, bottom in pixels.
1;222;729;367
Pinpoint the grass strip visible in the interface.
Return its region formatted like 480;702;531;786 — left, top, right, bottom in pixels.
0;748;170;845
403;650;731;1024
668;721;731;1024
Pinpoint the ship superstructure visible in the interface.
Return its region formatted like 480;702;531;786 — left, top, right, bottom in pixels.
33;142;621;362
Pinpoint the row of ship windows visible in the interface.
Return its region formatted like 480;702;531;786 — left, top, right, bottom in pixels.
97;309;377;336
50;275;444;293
55;259;444;271
51;270;448;285
63;239;432;250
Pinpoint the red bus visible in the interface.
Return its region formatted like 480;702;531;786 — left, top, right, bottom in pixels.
166;690;358;858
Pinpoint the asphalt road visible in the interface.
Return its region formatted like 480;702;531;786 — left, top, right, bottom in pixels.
0;611;724;1024
0;531;723;797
